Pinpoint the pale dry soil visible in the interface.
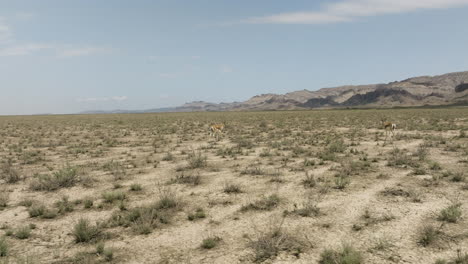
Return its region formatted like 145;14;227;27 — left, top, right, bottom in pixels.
0;109;467;264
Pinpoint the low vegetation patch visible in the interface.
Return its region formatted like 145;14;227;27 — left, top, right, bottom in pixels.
438;203;462;223
241;194;280;212
30;166;79;191
0;237;8;257
319;244;363;264
201;236;222;249
73;218;104;243
247;226;304;262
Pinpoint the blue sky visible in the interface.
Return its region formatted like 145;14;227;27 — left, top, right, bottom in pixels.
1;0;468;115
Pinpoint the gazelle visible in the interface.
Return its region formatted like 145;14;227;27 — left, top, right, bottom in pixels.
209;123;225;138
381;119;396;143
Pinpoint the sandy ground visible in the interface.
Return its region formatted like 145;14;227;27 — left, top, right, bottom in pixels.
0;109;467;263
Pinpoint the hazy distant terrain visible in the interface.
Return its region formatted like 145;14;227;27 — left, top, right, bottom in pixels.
80;71;468;114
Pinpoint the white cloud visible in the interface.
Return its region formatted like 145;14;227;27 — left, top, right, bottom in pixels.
191;55;201;59
111;96;127;101
159;73;178;78
57;47;112;58
245;0;468;24
221;65;233;73
14;12;35;21
0;18;12;44
77;96;128;103
0;44;52;57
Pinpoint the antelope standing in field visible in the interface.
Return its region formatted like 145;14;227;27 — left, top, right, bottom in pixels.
381;118;396;143
209;123;225;139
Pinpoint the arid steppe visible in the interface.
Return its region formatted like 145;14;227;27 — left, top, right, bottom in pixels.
1;108;468;264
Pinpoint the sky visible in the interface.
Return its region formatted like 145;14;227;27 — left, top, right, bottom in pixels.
1;0;468;115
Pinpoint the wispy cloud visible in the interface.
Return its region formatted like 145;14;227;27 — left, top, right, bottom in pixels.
0;44;112;58
76;96;128;103
0;44;52;57
158;73;178;78
0;17;12;44
245;0;468;24
221;65;233;73
14;12;35;21
57;47;112;58
111;96;127;101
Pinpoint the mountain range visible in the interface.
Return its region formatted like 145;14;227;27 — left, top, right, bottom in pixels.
79;71;468;114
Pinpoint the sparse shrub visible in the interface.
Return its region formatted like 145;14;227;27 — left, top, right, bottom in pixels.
415;144;429;161
387;148;415;167
30;166;79;191
303;158;315;167
223;182;243;194
436;250;468;264
319;150;337;162
418;225;441;247
73;218;102;243
108;188;181;234
201;236;221;249
458;130;467;138
430;161;442;171
19;199;34;207
102;191;126;203
162;152;174;161
103;248;114;261
84;198;94;209
187;151;207;169
130;183;142;191
55;196;74;214
188;208;206;221
0;192;8;210
451;172;465;182
412;167;427;175
234;137;254;149
319;244;363;264
14;226;31;239
334;175;350;190
0;161;21;183
328;139;346;153
0;237;8;257
28;204;46;217
302;172;316;188
241;194;280;212
103;160;127;180
438;203;462;223
241;166;265;176
169;172;201;186
248;221;304;262
289;198;320;217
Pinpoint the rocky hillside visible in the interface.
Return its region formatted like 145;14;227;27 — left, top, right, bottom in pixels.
79;71;468;114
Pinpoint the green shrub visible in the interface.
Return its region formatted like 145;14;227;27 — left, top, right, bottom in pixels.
73;218;102;243
14;226;31;239
438;203;462;223
30;166;78;191
0;161;21;183
223;182;243;194
241;194;280;212
418;225;440;247
201;236;221;249
187;151;207;169
130;183;143;191
248;228;304;262
319;244;363;264
0;237;7;257
188;208;206;221
102;191;126;203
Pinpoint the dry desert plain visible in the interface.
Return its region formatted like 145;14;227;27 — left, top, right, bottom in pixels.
0;108;468;264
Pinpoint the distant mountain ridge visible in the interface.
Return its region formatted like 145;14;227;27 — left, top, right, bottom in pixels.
78;70;468;114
